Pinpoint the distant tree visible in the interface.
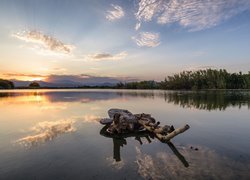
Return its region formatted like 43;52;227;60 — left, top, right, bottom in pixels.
114;69;250;90
116;82;125;89
116;81;159;89
160;69;250;90
29;82;40;88
0;79;14;89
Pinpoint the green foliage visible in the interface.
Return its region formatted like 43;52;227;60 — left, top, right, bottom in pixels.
0;79;14;89
115;81;159;89
29;82;40;88
159;69;250;90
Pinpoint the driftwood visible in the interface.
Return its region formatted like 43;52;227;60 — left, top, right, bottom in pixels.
101;109;190;142
138;118;190;141
158;124;190;141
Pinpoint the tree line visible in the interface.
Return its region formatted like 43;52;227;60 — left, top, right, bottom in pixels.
159;69;250;90
1;69;250;90
0;80;41;89
115;69;250;90
116;81;159;89
0;79;14;89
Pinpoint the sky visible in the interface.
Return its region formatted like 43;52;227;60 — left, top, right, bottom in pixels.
0;0;250;82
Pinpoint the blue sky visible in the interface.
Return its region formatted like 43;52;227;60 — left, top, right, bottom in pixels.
0;0;250;81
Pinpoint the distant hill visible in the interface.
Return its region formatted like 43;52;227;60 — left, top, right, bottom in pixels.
10;74;139;88
1;73;140;88
11;79;121;88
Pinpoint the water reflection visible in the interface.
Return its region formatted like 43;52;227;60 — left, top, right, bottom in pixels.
0;90;249;110
81;115;101;123
0;90;120;103
100;125;250;179
135;145;250;180
163;91;250;111
0;90;249;179
16;120;75;147
100;125;189;167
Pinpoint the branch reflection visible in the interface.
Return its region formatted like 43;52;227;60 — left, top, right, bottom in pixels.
100;125;189;167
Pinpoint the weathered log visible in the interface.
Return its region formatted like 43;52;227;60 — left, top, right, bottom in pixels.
138;119;154;131
102;109;190;141
138;119;161;131
138;119;190;141
157;124;190;141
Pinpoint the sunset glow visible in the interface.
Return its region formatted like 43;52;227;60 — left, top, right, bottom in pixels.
0;0;249;82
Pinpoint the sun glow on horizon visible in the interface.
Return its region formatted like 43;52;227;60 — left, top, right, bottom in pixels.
28;77;44;81
0;73;47;81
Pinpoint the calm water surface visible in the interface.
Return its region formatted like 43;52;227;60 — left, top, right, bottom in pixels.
0;89;250;180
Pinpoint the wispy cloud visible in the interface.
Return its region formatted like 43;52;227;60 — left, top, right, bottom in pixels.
135;0;250;31
132;32;160;47
39;67;68;73
106;4;125;21
44;74;131;85
3;73;46;78
2;73;46;81
12;30;74;54
85;51;127;61
135;0;162;24
2;72;138;85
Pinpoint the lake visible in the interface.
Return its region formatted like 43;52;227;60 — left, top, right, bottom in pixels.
0;89;250;180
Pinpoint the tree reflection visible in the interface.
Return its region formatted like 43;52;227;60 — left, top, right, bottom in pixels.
1;90;249;110
0;92;14;98
163;91;250;111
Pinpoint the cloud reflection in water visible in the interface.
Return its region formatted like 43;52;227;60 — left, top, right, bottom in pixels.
136;145;250;180
16;120;75;147
106;156;125;170
82;115;101;123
